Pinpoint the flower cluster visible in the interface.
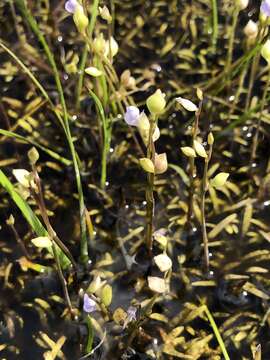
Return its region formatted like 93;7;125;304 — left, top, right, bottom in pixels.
124;89;168;175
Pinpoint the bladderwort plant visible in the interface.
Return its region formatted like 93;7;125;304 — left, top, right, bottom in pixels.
12;147;76;315
124;89;167;256
177;92;229;271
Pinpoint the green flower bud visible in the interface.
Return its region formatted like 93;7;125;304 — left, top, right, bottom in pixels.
146;89;166;116
101;284;112;307
261;39;270;63
210;172;229;189
208;132;214;145
92;33;107;55
28;147;39;165
181;146;196;158
139;158;155;173
73;5;89;35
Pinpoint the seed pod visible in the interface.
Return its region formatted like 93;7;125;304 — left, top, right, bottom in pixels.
181;146;196;158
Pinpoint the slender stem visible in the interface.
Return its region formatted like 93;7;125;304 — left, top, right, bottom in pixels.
225;7;239;75
146;117;156;255
201;143;213;272
187;101;202;225
250;68;270;164
203;305;230;360
75;0;100;110
245;25;266;111
31;166;74;315
211;0;218;50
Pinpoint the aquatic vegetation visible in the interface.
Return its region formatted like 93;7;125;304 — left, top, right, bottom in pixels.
1;0;270;359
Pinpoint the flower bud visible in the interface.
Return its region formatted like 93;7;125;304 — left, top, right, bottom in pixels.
237;0;249;10
105;36;119;58
208;132;214;145
154;153;168;174
181;146;196;158
261;39;270;63
244;20;258;40
85;66;103;77
138;112;160;144
194;140;207;158
139;158;155;173
28;147;39;165
146;89;166;116
99;5;112;23
73;5;89;35
101;284;112;307
175;97;198;112
93;34;107;55
6;214;15;226
210;172;229;189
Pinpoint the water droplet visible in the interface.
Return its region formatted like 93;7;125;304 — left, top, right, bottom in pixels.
209;252;213;257
72;115;78;121
171;112;176;118
243;291;248;297
203;141;207;146
229;95;235;102
142;201;147;206
57;35;63;42
125;204;129;209
105;181;109;186
109;147;114;153
263;200;270;206
242;126;248;132
117;114;122;119
169;124;173;129
93;231;97;236
246;132;252;138
192;227;197;232
209;270;214;276
153;338;158;345
251;162;257;168
63;73;69;80
87;260;92;265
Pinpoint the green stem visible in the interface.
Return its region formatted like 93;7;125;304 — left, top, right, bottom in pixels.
201;143;213;272
225;7;239;75
211;0;218;50
146;117;156;255
75;0;100;110
250;68;270;164
187;101;202;225
85;315;94;354
203;305;230;360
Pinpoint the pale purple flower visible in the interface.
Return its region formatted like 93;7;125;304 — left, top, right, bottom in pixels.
261;0;270;17
83;294;96;313
123;306;137;328
65;0;78;14
124;106;140;126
